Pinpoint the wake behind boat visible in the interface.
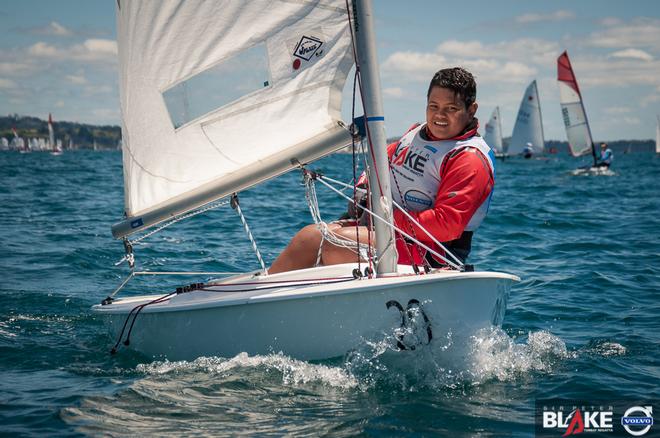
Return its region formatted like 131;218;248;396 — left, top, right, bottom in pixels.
93;0;518;362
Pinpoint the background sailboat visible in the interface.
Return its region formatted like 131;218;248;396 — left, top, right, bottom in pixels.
557;51;601;168
656;115;660;154
48;113;63;155
484;106;504;158
508;80;545;158
93;0;517;362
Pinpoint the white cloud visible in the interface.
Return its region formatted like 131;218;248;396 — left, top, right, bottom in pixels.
81;39;117;56
515;10;575;24
0;78;18;89
66;74;87;85
603;107;631;115
35;21;74;37
55;100;65;108
26;39;117;62
382;38;552;85
587;18;660;50
383;87;404;98
608;49;653;62
622;116;641;125
28;42;60;57
0;62;32;76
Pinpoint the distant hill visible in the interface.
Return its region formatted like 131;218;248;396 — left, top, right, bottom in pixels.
0;114;121;150
504;137;655;154
2;114;656;153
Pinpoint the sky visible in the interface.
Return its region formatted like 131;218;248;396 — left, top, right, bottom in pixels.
1;0;659;141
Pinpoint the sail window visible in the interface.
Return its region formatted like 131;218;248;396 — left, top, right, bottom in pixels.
163;44;270;129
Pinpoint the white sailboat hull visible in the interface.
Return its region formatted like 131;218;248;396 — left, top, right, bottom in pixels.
93;264;518;361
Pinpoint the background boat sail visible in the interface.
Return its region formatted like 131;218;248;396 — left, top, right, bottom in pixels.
557;51;599;167
484;106;504;157
656;115;660;154
94;0;517;361
508;80;545;157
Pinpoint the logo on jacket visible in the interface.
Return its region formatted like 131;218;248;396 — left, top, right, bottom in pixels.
404;190;432;211
392;145;428;173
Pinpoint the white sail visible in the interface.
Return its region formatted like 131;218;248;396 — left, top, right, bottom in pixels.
114;0;355;238
48;113;55;151
483;106;503;154
557;51;594;158
656;115;660;154
508;80;545;156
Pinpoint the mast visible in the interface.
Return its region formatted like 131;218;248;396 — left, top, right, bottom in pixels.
352;0;397;274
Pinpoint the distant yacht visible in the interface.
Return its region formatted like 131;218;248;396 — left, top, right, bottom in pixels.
558;51;612;175
483;106;505;158
509;80;545;159
49;113;63;155
656;115;660;155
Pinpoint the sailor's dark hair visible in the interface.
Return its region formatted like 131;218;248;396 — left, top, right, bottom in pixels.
427;67;477;108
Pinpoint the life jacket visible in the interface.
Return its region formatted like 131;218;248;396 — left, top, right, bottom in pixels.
389;123;495;266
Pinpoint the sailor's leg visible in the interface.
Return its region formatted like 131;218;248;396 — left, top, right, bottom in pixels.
269;223;341;274
321;226;373;265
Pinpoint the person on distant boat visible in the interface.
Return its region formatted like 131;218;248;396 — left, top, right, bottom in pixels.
595;142;613;168
269;67;494;274
522;142;533;159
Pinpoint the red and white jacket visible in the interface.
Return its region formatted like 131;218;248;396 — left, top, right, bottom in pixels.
387;122;495;265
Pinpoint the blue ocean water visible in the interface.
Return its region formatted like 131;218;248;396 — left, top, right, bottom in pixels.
1;150;659;437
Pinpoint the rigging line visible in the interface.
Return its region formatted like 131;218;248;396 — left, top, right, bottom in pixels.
389;154;427;272
351;67;362;274
231;194;268;275
128;199;230;246
103;270;135;304
390;200;464;267
315;176;462;270
110;291;176;354
200;277;356;293
133;271;243;276
344;0;386;196
304;172;373;261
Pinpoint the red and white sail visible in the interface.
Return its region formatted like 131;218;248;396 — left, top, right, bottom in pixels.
557;51;595;158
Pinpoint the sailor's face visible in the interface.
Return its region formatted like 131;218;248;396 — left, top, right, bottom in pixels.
426;87;477;140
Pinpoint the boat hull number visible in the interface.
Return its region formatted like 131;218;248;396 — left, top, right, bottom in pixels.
386;299;433;350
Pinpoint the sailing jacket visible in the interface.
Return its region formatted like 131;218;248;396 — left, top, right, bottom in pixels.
599;148;613;165
388;122;495;266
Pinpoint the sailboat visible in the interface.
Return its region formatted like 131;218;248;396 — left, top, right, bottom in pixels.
92;0;518;361
508;80;545;158
655;116;660;154
484;106;505;158
557;51;610;174
49;113;63;156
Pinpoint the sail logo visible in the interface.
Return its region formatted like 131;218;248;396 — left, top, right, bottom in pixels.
293;35;323;61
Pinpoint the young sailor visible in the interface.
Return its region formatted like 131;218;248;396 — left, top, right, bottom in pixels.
269;67;495;273
596;142;613;168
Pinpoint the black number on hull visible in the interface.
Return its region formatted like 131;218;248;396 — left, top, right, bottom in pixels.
386;299;433;350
